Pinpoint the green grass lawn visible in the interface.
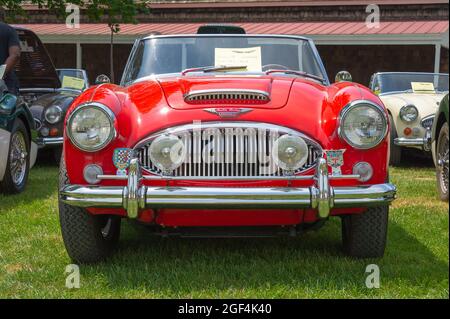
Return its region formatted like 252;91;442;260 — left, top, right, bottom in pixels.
0;159;448;299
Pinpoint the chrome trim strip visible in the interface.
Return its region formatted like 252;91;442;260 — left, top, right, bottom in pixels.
36;137;64;147
96;174;361;181
394;138;425;146
60;156;396;219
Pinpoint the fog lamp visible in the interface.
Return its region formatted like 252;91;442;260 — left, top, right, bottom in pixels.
83;164;103;184
353;162;373;182
149;134;186;174
272;134;308;172
40;127;49;137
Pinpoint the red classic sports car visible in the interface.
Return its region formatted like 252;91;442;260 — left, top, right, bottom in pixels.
59;30;397;263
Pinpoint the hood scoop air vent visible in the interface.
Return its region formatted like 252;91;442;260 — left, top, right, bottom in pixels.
184;89;270;105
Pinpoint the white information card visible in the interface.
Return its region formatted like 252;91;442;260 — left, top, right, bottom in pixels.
215;47;262;72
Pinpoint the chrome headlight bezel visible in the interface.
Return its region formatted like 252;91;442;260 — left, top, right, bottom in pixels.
399;104;418;123
66;102;116;152
338;100;388;150
44;105;63;124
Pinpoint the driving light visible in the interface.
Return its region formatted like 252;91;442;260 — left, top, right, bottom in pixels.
149;134;186;174
353;162;373;182
272;134;308;172
45;105;62;124
83;164;103;184
40;127;49;137
339;100;388;149
67;103;116;152
400;104;418;123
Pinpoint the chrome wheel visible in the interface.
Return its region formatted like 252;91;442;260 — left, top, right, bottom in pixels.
437;125;449;197
9;131;28;187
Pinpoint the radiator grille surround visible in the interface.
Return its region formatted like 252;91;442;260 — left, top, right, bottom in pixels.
134;122;322;177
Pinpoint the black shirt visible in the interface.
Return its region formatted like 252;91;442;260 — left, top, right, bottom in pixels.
0;22;20;95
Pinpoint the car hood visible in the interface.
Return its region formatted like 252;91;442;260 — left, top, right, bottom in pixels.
380;92;446;116
13;27;61;89
156;75;296;110
29;91;77;120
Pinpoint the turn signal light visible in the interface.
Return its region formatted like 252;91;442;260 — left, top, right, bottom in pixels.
403;127;412;136
49;128;59;137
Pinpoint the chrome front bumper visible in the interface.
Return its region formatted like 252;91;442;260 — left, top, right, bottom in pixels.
36;137;64;148
60;158;397;219
394;129;432;151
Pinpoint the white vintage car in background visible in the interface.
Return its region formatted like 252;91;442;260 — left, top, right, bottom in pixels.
370;72;449;165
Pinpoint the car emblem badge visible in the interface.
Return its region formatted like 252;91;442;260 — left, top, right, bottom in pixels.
324;149;345;176
113;148;133;175
204;108;253;118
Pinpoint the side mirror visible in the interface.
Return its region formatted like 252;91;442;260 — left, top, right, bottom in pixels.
0;93;18;115
335;71;353;83
95;74;111;85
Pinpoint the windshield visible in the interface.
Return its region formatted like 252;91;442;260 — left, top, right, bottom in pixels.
122;36;327;85
375;73;449;94
57;69;88;91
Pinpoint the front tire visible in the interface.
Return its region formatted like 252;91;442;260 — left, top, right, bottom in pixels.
0;119;30;194
389;115;402;166
436;123;449;201
59;155;121;263
341;206;389;258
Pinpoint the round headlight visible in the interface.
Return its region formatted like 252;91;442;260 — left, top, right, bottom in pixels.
45;105;62;124
339;100;388;149
149;134;186;173
272;134;308;172
399;104;418;123
67;103;116;152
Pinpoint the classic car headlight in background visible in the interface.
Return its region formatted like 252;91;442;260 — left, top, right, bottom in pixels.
339;100;388;149
45;105;62;124
149;134;186;173
399;104;418;123
272;134;308;172
67;103;116;152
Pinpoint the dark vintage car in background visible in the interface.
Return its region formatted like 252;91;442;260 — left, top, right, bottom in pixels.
0;77;37;194
431;94;449;201
14;26;90;163
29;68;90;162
58;28;397;263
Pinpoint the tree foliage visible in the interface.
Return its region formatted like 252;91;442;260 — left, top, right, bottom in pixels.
1;0;149;31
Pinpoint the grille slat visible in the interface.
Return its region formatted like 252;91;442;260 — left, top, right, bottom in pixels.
421;115;435;130
137;124;322;177
184;90;270;105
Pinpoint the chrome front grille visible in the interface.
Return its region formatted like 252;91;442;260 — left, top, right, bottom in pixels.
184;89;270;105
135;123;322;177
421;115;435;129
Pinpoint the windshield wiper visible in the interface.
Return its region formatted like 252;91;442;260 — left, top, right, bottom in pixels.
181;65;248;76
265;69;326;84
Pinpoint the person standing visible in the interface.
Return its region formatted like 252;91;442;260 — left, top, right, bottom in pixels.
0;8;21;95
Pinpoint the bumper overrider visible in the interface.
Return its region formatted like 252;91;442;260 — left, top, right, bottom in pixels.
60;157;397;219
